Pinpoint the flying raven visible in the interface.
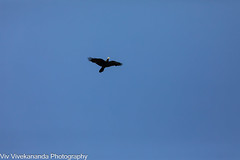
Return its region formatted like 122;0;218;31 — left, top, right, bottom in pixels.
88;57;122;73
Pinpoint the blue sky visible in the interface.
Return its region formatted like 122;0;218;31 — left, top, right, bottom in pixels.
1;1;240;160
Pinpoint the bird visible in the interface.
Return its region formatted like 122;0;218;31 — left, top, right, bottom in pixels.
88;57;122;73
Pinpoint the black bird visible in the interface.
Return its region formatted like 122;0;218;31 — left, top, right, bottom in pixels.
88;57;122;73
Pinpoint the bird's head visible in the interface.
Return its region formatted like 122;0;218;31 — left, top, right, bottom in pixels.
107;57;110;59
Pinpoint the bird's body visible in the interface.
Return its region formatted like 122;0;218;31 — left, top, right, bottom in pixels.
88;57;122;73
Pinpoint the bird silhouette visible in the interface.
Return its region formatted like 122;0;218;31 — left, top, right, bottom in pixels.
88;57;122;73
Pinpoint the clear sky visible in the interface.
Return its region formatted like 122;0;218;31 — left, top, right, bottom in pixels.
1;1;240;160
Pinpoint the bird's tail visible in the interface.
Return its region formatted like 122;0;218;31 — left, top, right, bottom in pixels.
99;67;105;73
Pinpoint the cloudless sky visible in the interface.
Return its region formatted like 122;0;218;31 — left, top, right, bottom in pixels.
1;1;240;160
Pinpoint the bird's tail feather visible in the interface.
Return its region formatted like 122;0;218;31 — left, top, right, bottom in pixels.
99;67;105;73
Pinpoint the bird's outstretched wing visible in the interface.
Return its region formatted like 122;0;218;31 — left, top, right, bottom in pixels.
107;61;122;67
88;57;105;66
